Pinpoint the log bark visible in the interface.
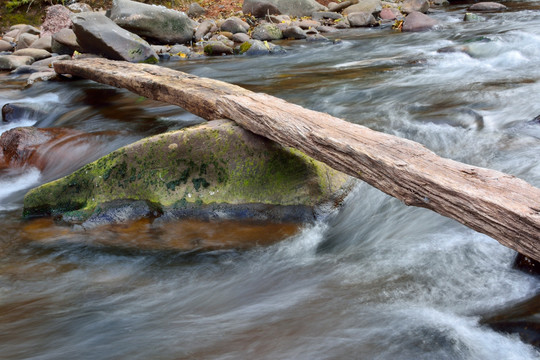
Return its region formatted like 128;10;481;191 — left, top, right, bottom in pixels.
54;58;540;262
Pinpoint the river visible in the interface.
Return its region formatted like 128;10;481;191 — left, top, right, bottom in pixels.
1;1;539;359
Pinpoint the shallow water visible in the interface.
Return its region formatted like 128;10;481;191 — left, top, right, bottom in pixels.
1;2;540;359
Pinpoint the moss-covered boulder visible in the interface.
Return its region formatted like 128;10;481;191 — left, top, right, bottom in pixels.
23;120;352;225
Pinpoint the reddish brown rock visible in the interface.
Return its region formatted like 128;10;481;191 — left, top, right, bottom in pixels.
380;7;401;20
0;127;65;166
402;11;439;32
41;5;73;37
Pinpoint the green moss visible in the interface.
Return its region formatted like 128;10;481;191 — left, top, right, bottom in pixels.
192;177;210;191
140;56;159;64
203;44;213;55
0;11;42;31
239;41;252;54
267;25;282;39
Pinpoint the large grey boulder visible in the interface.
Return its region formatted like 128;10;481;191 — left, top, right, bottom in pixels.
71;12;158;63
108;0;194;45
243;0;326;18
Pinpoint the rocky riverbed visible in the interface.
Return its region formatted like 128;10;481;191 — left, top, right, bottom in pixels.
0;0;508;76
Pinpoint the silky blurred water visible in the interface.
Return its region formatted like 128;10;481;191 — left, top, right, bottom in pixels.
0;2;539;359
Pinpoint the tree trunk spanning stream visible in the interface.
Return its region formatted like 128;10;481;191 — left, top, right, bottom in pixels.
53;58;540;262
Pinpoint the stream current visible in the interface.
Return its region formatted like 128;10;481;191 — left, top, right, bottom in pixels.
1;2;540;359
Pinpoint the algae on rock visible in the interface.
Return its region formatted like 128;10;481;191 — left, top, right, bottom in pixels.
23;120;352;223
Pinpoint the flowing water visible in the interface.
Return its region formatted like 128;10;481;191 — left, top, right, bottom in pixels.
1;2;540;359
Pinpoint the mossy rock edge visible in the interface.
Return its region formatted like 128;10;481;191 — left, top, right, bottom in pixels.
23;120;354;225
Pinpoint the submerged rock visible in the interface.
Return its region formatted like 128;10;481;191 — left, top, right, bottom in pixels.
463;12;485;22
108;0;194;45
0;127;76;167
2;103;49;123
481;292;540;348
513;253;540;276
23;120;352;224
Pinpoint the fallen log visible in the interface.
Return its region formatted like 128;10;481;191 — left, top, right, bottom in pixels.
53;58;540;262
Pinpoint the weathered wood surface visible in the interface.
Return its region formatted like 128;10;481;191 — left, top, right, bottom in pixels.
54;58;540;262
